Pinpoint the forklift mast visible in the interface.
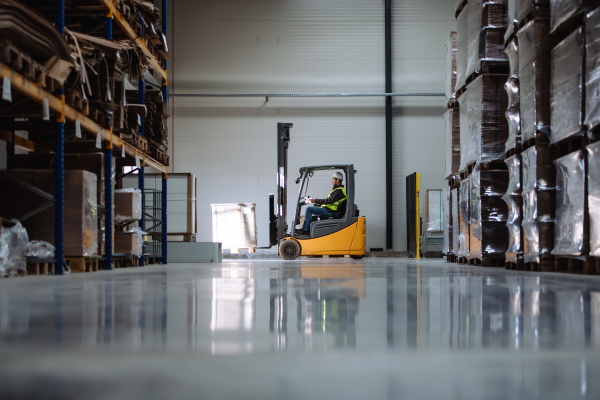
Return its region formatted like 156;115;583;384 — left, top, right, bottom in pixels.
269;123;293;247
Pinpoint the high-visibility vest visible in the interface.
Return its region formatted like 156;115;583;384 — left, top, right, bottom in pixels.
321;187;348;211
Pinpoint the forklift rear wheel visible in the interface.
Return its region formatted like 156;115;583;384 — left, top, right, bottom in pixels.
280;239;301;260
351;255;364;260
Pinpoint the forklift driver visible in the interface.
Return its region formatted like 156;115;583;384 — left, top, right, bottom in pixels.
295;172;348;236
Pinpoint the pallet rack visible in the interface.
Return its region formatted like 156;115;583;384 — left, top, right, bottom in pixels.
1;0;170;274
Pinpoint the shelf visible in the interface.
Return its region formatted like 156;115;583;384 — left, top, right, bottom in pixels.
0;63;167;174
98;0;167;84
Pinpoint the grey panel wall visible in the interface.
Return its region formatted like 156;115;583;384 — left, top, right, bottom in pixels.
169;0;454;251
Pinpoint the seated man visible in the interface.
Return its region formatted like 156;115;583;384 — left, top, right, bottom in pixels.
295;172;347;236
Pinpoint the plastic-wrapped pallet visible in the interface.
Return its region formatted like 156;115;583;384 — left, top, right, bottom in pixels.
469;164;510;261
458;178;471;259
587;141;600;256
461;75;510;171
518;19;553;143
550;0;593;33
114;188;142;223
467;0;509;79
517;0;551;23
452;188;460;255
552;150;586;256
445;108;461;179
522;145;556;263
446;32;458;105
502;155;523;263
585;8;600;131
505;38;521;152
456;2;470;91
444;187;451;254
551;27;585;144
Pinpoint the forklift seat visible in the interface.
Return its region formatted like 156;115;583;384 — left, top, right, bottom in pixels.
311;199;347;222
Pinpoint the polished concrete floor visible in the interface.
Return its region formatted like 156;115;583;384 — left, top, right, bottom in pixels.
2;258;600;399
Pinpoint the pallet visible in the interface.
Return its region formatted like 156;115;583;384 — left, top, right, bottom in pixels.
65;88;89;116
447;175;461;188
553;256;600;275
117;129;149;152
516;7;551;32
113;256;141;269
26;259;55;275
455;0;468;19
0;40;59;92
505;259;524;271
446;99;460;110
524;256;555;272
447;253;459;263
463;61;510;89
553;132;590;159
167;232;196;242
468;255;506;267
553;11;586;43
65;257;99;273
505;146;521;159
458;256;469;265
522;133;551;152
145;255;163;265
149;144;169;166
459;160;508;180
228;247;256;254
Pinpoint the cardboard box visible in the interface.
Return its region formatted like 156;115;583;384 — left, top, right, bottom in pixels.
0;170;97;256
114;189;142;222
114;231;143;256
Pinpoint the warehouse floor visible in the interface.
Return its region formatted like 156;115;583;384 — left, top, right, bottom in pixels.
2;258;600;399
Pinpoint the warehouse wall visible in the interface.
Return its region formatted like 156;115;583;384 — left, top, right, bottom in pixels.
167;0;455;252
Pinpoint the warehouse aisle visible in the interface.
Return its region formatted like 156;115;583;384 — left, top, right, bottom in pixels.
1;258;600;399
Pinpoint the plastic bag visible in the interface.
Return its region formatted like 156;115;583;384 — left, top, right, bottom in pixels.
0;219;29;277
25;241;55;258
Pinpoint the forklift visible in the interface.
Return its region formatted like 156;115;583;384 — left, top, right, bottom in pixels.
265;123;366;260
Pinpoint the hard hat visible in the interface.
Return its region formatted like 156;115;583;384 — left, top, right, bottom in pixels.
332;172;344;181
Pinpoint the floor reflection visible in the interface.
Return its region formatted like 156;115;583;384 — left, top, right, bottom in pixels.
2;260;600;354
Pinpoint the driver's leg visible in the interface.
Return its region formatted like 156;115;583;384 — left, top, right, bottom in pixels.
302;206;332;232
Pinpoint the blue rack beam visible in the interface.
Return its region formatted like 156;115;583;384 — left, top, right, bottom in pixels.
162;0;168;265
104;9;113;270
138;14;146;267
54;0;65;275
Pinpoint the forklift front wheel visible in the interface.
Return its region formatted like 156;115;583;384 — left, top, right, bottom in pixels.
280;239;301;260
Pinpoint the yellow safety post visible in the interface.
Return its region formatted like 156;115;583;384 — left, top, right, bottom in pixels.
416;172;420;259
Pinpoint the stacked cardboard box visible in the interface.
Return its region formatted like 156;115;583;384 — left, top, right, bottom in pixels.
469;166;511;263
458;179;471;260
502;155;523;264
456;1;470;91
522;145;556;263
466;0;509;80
0;170;97;256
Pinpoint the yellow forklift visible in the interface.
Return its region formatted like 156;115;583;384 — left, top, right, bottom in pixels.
264;123;366;260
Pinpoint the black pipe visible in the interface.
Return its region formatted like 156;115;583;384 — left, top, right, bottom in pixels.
385;0;393;251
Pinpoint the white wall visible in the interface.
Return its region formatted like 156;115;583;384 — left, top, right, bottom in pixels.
168;0;455;251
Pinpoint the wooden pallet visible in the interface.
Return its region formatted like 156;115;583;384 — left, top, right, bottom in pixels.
459;160;508;180
149;144;169;166
447;175;461;188
469;255;506;267
26;260;55;275
553;132;590;159
66;257;99;273
522;133;551;152
505;259;524;271
516;6;551;32
458;256;469;265
553;256;600;275
65;88;89;116
463;61;510;89
0;40;59;92
525;256;555;272
505;146;521;159
447;253;459;263
145;255;163;265
113;256;141;269
228;247;256;254
117;129;148;152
